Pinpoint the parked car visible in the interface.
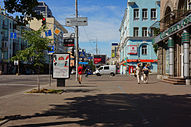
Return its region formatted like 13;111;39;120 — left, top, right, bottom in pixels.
94;65;116;76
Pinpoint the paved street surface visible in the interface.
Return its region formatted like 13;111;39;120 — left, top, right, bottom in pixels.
0;75;56;97
1;74;191;127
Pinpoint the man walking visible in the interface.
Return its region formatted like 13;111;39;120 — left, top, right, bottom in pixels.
136;63;142;84
78;64;83;84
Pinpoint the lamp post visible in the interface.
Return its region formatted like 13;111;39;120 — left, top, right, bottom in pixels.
75;0;79;81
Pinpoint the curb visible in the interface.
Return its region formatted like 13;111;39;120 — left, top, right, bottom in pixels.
0;119;9;126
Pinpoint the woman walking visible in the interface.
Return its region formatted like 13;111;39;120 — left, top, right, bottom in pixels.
142;64;150;84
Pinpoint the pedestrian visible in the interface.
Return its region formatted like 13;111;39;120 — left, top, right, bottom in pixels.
78;64;83;84
136;63;142;84
85;67;90;77
142;64;150;84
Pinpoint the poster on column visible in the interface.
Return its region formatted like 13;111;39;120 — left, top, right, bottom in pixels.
53;53;70;79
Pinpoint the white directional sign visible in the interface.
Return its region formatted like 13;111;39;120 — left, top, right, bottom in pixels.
65;17;88;26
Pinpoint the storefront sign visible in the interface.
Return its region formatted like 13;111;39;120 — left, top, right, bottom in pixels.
155;13;191;43
53;54;70;79
93;55;106;65
128;45;137;55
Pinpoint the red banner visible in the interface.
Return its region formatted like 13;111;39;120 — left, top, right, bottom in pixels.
94;58;102;64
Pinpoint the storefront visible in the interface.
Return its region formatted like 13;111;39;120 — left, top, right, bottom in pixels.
154;12;191;84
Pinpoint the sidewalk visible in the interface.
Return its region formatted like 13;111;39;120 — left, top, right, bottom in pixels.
1;75;191;127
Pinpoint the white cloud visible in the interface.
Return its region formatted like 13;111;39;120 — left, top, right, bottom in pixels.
79;19;120;43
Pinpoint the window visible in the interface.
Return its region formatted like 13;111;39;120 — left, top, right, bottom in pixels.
188;2;191;10
98;67;103;71
104;66;109;70
142;9;148;20
133;27;139;37
151;9;157;20
134;9;139;20
142;45;147;55
150;28;155;37
142;27;148;37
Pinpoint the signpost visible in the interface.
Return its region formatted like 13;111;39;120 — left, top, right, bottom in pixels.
54;28;61;35
65;17;88;27
53;53;70;87
10;32;17;39
48;46;54;54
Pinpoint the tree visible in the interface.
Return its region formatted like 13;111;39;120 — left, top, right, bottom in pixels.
4;0;43;25
11;28;52;91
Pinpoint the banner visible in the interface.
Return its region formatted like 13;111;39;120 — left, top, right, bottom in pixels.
93;55;106;64
53;54;70;79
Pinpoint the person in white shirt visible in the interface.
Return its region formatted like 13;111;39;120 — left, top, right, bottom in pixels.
136;63;142;84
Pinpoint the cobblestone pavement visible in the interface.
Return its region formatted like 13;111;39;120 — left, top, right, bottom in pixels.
1;74;191;127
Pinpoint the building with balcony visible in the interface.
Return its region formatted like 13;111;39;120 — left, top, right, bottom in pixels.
153;0;191;85
119;0;160;75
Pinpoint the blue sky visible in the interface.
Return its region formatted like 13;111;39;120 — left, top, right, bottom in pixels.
42;0;127;57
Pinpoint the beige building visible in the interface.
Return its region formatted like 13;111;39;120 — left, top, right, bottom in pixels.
153;0;191;84
28;17;68;53
110;42;120;65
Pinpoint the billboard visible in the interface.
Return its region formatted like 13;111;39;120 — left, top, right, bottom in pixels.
53;53;70;79
93;55;106;65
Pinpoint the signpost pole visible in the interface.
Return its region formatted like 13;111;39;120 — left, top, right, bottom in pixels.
57;78;65;87
49;54;51;86
75;0;79;81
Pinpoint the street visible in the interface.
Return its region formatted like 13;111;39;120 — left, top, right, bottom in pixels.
1;74;191;127
0;75;56;97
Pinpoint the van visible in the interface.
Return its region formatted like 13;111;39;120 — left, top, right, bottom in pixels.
95;65;116;76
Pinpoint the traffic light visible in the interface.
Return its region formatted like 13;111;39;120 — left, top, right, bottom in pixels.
42;17;46;26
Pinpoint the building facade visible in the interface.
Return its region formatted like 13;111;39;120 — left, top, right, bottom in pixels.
0;12;28;74
29;1;68;54
153;0;191;84
119;0;160;75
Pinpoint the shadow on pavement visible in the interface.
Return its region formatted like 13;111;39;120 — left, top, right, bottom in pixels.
4;93;191;127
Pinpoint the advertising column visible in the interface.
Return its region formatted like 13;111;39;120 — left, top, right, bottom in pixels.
53;53;70;86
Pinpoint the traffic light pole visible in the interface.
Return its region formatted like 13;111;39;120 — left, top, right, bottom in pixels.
75;0;79;81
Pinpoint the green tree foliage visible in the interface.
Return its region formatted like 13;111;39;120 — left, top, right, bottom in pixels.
153;43;158;54
4;0;43;25
11;28;51;70
152;28;160;53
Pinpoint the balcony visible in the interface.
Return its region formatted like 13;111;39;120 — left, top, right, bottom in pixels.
160;10;191;32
